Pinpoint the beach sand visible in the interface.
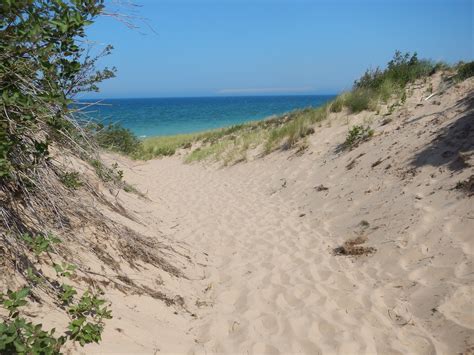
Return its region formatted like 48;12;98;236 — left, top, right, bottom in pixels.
79;75;474;354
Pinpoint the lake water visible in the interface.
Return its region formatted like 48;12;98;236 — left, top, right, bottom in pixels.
80;95;335;137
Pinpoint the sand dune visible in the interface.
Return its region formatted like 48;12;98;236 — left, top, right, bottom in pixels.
86;74;474;354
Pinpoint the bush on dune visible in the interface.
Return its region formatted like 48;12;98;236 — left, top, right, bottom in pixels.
92;123;141;155
0;0;118;352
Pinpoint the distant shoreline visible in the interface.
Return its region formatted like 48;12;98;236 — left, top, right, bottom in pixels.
79;95;336;137
79;93;337;101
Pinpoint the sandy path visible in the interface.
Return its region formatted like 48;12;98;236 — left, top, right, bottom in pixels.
103;76;474;354
120;155;451;355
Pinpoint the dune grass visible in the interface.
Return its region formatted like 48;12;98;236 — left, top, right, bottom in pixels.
123;51;462;165
135;104;333;164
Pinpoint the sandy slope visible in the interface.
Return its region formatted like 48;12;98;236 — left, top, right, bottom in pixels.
93;75;473;354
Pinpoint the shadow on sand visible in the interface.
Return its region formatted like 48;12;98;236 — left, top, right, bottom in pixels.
411;93;474;172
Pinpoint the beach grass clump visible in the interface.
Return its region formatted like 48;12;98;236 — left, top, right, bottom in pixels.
137;124;256;161
354;51;435;92
264;106;328;153
342;89;374;113
454;61;474;82
329;95;345;113
139;133;197;159
184;125;267;164
185;139;232;163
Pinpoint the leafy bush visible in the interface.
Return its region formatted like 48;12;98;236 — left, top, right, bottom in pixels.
0;288;65;354
22;233;61;256
0;0;114;182
0;285;112;352
1;233;112;353
354;51;434;91
344;125;374;149
93;123;141;155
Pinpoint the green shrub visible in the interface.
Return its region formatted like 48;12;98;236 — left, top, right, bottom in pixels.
347;51;437;112
1;233;112;353
22;233;61;256
344;125;374;149
0;285;112;352
93;123;141;155
355;51;435;91
0;288;65;354
0;0;114;182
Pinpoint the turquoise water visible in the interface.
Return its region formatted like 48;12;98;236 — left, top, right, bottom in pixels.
81;95;335;137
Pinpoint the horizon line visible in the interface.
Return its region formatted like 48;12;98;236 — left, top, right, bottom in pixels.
79;92;338;101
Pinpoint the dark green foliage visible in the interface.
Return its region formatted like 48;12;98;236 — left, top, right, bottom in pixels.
0;288;66;354
344;125;374;149
0;285;112;353
454;61;474;82
1;2;116;351
0;0;114;180
59;284;77;305
22;233;61;255
67;291;112;346
1;288;30;316
1;236;112;353
354;51;434;91
0;314;65;354
334;51;438;114
53;262;77;278
92;123;141;155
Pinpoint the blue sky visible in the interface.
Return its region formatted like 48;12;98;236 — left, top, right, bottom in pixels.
85;0;473;98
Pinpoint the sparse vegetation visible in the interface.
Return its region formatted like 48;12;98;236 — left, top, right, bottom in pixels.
454;61;474;82
0;235;112;353
454;175;474;196
329;95;344;113
22;233;61;256
343;125;374;150
60;171;83;190
130;51;454;164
